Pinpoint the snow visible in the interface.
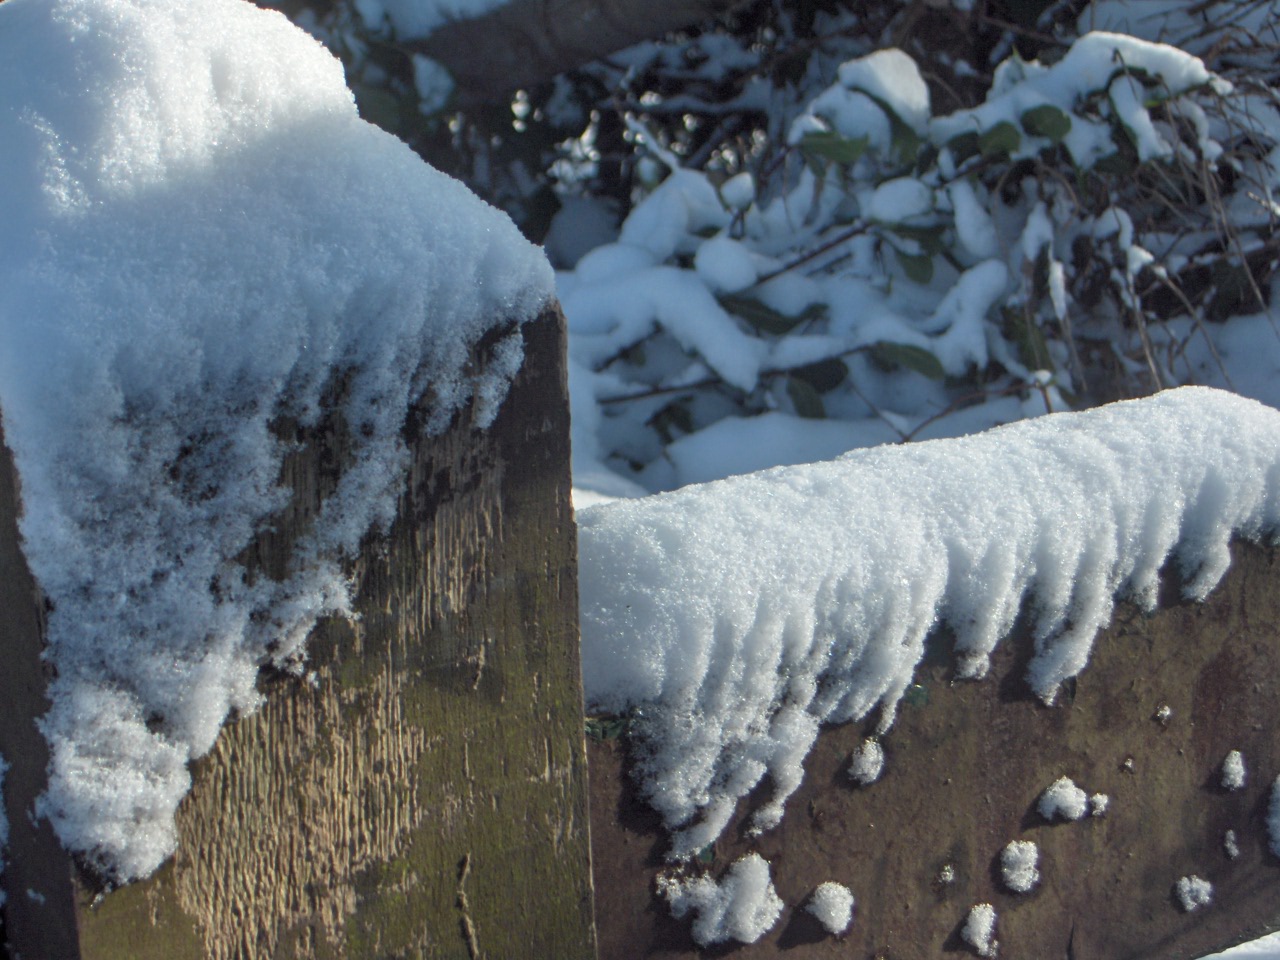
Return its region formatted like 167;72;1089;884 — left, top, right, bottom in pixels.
1000;840;1039;893
658;853;783;947
848;739;885;786
807;881;855;935
1038;778;1089;822
0;0;550;881
837;49;932;134
931;33;1226;169
1176;875;1213;913
694;237;759;294
867;177;933;223
579;387;1280;858
961;903;998;957
1224;830;1240;860
1222;750;1247;791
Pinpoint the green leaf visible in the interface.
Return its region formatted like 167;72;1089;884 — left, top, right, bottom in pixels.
946;132;981;164
719;295;826;335
648;401;693;444
978;121;1021;158
799;131;870;166
585;716;628;741
786;376;826;418
352;84;404;134
893;247;934;285
869;341;946;380
1020;105;1072;144
788;358;848;393
889;223;947;257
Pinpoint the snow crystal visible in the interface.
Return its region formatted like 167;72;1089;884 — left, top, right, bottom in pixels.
807;881;855;935
848;739;885;786
0;0;550;880
1000;840;1040;893
1221;750;1247;791
658;853;783;947
1039;777;1089;822
580;388;1280;858
1176;875;1213;913
961;903;998;957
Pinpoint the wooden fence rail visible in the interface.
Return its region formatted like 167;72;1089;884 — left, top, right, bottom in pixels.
0;306;597;959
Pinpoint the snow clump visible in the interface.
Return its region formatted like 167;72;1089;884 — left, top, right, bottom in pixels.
0;0;550;881
1224;830;1240;861
1175;875;1213;912
1000;840;1040;893
579;388;1280;859
658;853;783;947
848;739;885;785
1221;750;1247;791
1038;777;1089;822
961;903;998;957
806;881;855;935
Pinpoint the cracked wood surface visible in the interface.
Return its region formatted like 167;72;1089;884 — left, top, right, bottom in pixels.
589;541;1280;959
0;306;597;959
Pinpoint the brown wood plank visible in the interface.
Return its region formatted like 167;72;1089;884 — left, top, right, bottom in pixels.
590;541;1280;959
1;306;596;959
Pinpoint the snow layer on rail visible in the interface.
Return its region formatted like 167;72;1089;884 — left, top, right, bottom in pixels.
579;387;1280;856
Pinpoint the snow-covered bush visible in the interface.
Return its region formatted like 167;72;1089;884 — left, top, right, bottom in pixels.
565;26;1280;496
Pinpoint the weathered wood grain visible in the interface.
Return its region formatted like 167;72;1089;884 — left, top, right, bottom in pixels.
0;306;596;959
590;541;1280;959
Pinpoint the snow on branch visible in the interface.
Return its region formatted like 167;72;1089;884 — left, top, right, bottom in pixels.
579;387;1280;857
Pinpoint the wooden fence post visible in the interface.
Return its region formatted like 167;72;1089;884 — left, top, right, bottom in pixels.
589;541;1280;960
0;305;597;959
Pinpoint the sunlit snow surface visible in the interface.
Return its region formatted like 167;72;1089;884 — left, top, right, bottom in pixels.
579;387;1280;857
0;0;550;880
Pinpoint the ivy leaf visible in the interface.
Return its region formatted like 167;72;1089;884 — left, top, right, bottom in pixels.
889;223;947;257
947;131;981;164
799;131;869;166
787;376;826;418
894;247;934;285
869;341;946;380
1020;105;1072;144
788;357;848;393
978;121;1021;158
720;295;802;335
